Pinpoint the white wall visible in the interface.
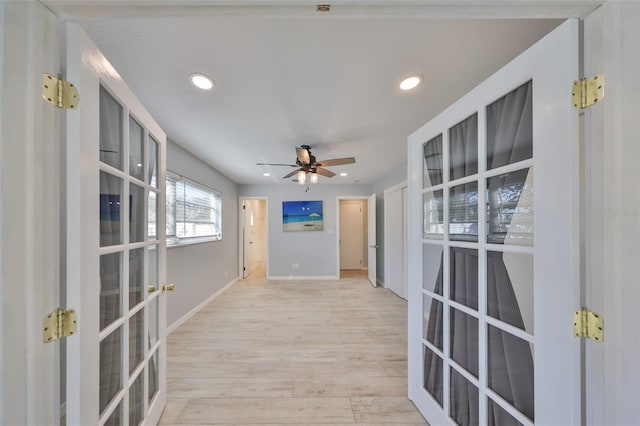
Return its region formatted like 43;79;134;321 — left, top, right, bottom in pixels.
166;141;238;326
239;183;372;278
585;2;640;424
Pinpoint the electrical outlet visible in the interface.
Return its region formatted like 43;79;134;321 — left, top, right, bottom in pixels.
291;263;299;270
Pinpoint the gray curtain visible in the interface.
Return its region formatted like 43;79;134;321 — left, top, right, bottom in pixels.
99;87;124;417
450;114;478;180
423;134;443;186
422;80;533;425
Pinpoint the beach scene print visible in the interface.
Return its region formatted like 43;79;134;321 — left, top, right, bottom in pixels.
282;200;323;231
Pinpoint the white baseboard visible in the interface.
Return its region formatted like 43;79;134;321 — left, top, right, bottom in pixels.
167;278;238;335
267;275;340;281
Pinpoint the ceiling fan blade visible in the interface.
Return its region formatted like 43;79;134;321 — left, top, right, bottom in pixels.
283;169;301;179
314;167;335;178
257;162;298;167
315;157;356;167
296;146;311;164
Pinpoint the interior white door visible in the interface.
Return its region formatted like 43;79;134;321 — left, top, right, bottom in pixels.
339;201;363;270
242;202;252;278
64;23;168;425
367;194;377;287
385;187;404;297
402;186;408;299
407;20;580;425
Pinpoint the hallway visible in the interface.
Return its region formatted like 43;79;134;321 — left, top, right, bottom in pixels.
160;269;427;424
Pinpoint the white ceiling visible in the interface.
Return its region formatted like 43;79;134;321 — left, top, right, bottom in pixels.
45;2;596;185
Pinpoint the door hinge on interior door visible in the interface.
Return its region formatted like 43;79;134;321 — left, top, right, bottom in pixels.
572;73;604;109
43;308;77;343
42;73;80;109
573;307;604;342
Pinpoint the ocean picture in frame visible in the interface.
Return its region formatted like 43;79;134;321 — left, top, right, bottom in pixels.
282;200;323;231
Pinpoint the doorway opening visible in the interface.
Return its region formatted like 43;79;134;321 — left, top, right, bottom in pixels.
240;198;268;279
338;198;368;279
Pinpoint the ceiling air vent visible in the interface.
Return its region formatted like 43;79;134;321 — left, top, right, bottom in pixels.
316;4;331;12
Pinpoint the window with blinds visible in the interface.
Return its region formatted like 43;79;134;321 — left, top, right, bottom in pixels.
166;172;222;244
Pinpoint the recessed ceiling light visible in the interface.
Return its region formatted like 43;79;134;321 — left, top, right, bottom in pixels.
340;172;348;177
263;172;270;177
400;75;423;91
190;73;215;91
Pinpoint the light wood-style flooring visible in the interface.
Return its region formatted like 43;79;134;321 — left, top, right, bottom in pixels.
160;266;427;425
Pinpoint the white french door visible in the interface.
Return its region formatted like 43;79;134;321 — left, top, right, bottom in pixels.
408;20;580;425
64;23;168;425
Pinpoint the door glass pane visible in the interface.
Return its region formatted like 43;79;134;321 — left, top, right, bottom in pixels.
148;296;158;349
486;81;532;170
423;245;443;294
423;134;443;187
148;190;157;239
488;399;524;426
450;368;479;426
423;345;443;407
148;136;158;187
103;400;123;426
99;86;123;170
100;172;123;247
129;248;144;309
449;113;478;180
423;294;443;351
129;309;144;374
423;190;444;239
129;116;144;180
130;183;145;243
148;350;159;404
100;253;121;330
487;168;533;246
449;182;478;242
450;309;479;377
487;251;533;334
99;327;122;414
487;325;534;422
129;372;144;426
148;245;158;292
450;248;478;310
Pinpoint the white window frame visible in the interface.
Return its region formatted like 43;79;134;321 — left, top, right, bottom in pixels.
166;171;222;246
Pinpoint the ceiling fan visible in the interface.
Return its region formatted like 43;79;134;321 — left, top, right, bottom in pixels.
257;145;356;180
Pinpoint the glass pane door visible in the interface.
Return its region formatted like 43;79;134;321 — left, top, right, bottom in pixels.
408;20;580;426
420;82;534;426
99;88;163;426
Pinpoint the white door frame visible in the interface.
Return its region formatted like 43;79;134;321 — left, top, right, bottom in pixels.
583;3;640;425
384;180;407;297
336;196;369;277
238;196;269;279
1;2;59;424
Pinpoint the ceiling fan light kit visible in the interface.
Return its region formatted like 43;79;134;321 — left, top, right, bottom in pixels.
257;145;356;183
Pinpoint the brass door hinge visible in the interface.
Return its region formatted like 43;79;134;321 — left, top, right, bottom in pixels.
43;308;77;343
42;73;79;109
573;307;604;342
572;74;604;109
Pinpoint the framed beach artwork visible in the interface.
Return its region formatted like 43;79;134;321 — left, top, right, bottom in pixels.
282;200;323;231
